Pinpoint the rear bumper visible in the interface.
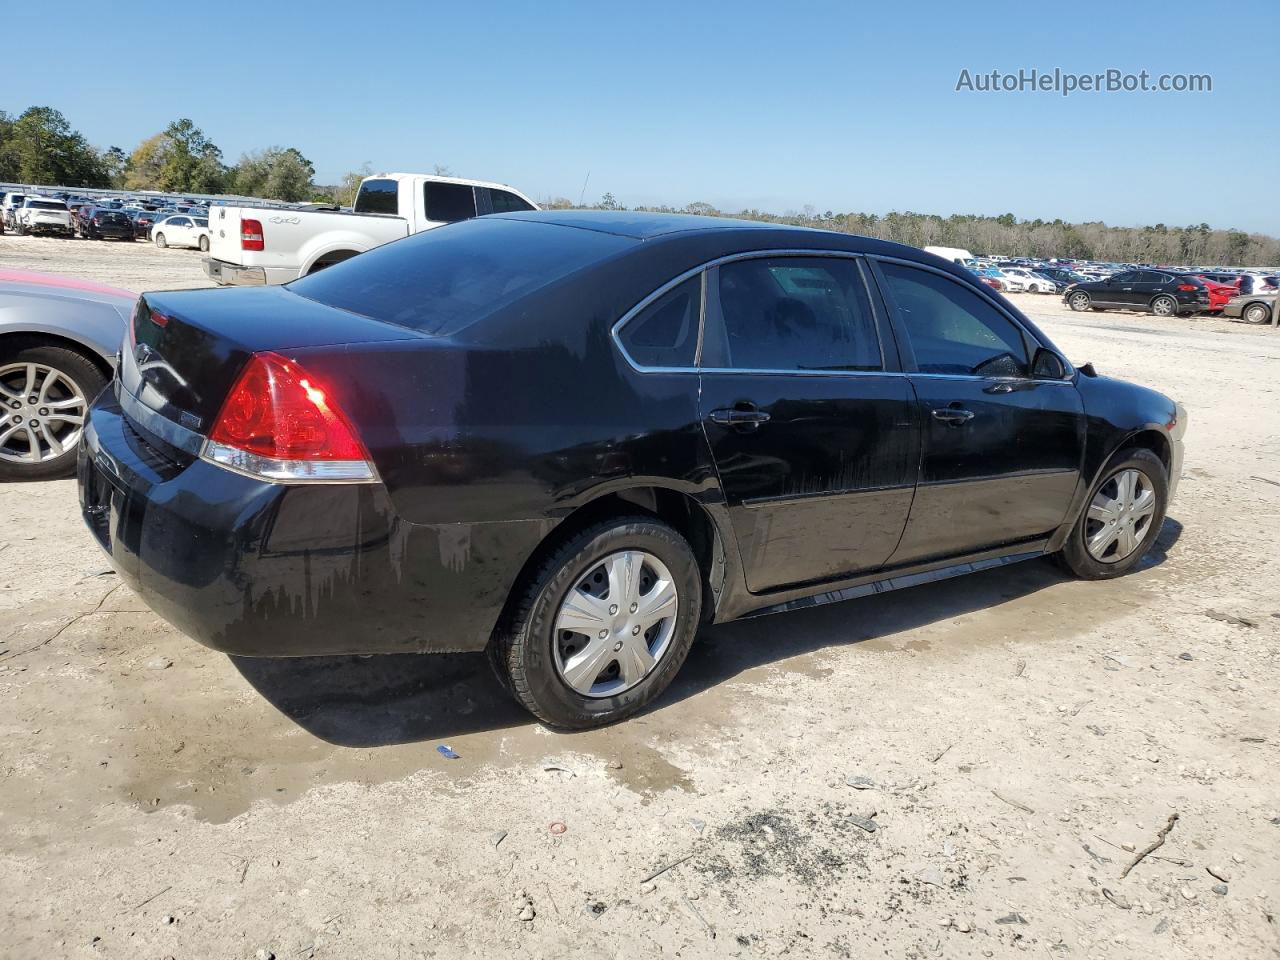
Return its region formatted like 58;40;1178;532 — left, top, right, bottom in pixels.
78;385;546;657
23;220;72;233
203;258;296;286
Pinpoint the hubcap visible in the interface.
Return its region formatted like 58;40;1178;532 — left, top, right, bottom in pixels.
553;550;679;698
1084;468;1157;563
1071;294;1088;309
1153;299;1173;316
0;363;86;464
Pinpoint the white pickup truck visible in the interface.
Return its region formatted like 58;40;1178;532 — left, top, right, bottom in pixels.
203;172;538;285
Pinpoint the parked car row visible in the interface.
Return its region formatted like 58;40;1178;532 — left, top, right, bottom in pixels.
2;191;211;250
953;251;1279;322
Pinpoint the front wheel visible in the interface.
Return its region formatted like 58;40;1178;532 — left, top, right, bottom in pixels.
1151;296;1176;318
1057;448;1168;580
1068;291;1092;311
490;517;703;728
154;233;167;248
1242;302;1272;325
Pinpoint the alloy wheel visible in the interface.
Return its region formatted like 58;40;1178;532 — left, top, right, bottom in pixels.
0;362;88;464
1070;293;1090;310
1084;468;1156;563
1152;297;1175;317
553;550;679;697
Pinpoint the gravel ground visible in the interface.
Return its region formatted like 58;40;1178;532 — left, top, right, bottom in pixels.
2;234;1278;960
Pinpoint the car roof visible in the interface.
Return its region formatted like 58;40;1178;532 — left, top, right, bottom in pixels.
490;209;812;240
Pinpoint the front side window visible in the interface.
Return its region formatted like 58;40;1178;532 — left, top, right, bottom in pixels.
879;261;1029;378
353;178;398;215
425;182;477;223
708;257;882;371
619;276;700;368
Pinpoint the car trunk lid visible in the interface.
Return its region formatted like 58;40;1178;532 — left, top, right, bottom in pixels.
120;284;423;442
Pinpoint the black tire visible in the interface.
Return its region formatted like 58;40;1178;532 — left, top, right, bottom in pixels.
490;516;703;728
1150;295;1177;318
1057;448;1168;580
1068;291;1092;312
154;233;166;248
198;235;209;252
0;342;107;481
1242;302;1272;325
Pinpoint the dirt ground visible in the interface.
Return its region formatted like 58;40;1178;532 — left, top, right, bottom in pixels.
1;234;1278;960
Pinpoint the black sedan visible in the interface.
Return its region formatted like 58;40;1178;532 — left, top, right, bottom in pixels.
77;213;1186;728
75;207;134;241
1063;270;1210;317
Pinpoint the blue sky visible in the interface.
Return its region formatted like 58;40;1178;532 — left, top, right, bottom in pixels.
8;0;1276;232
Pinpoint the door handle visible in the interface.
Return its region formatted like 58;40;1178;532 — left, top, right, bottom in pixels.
931;407;975;424
709;406;771;429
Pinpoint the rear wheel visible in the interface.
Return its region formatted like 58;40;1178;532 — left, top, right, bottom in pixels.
154;232;167;248
0;344;105;480
198;234;209;252
1058;448;1168;580
1068;291;1092;311
490;517;702;728
1243;302;1272;325
1151;295;1176;317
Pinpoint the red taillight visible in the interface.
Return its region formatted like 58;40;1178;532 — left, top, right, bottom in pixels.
241;218;264;251
205;352;374;482
1176;284;1197;292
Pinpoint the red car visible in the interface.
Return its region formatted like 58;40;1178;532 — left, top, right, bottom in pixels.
980;277;1003;291
1196;276;1236;312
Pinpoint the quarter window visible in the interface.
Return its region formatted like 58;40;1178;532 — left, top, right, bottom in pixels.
619;276;701;368
425;182;477;223
708;257;882;371
489;189;535;214
879;261;1029;377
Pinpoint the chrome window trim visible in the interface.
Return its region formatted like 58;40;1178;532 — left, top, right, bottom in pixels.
612;248;888;377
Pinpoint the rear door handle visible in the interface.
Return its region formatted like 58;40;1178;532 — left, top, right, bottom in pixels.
931;407;975;424
709;406;771;428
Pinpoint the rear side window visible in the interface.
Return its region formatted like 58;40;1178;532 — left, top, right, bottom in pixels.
708;257;882;371
489;189;535;214
619;276;701;368
425;182;477;223
353;178;399;215
289;217;634;336
879;262;1028;378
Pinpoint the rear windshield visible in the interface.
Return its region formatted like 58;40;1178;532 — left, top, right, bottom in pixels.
29;200;66;210
289;217;634;336
353;178;398;215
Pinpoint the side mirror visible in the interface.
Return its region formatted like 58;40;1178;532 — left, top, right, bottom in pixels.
1032;347;1069;380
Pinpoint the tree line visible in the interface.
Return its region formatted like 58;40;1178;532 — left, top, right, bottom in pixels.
0;106;320;203
1;105;1275;266
550;195;1280;268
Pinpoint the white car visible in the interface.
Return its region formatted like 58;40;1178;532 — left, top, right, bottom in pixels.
152;215;211;251
999;268;1055;294
15;198;73;237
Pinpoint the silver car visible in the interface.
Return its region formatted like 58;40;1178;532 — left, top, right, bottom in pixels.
1222;292;1276;325
0;269;135;479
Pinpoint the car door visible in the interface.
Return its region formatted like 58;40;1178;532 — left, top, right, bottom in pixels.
1129;270;1164;307
871;258;1085;564
171;216;193;245
1105;271;1144;306
698;254;921;592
